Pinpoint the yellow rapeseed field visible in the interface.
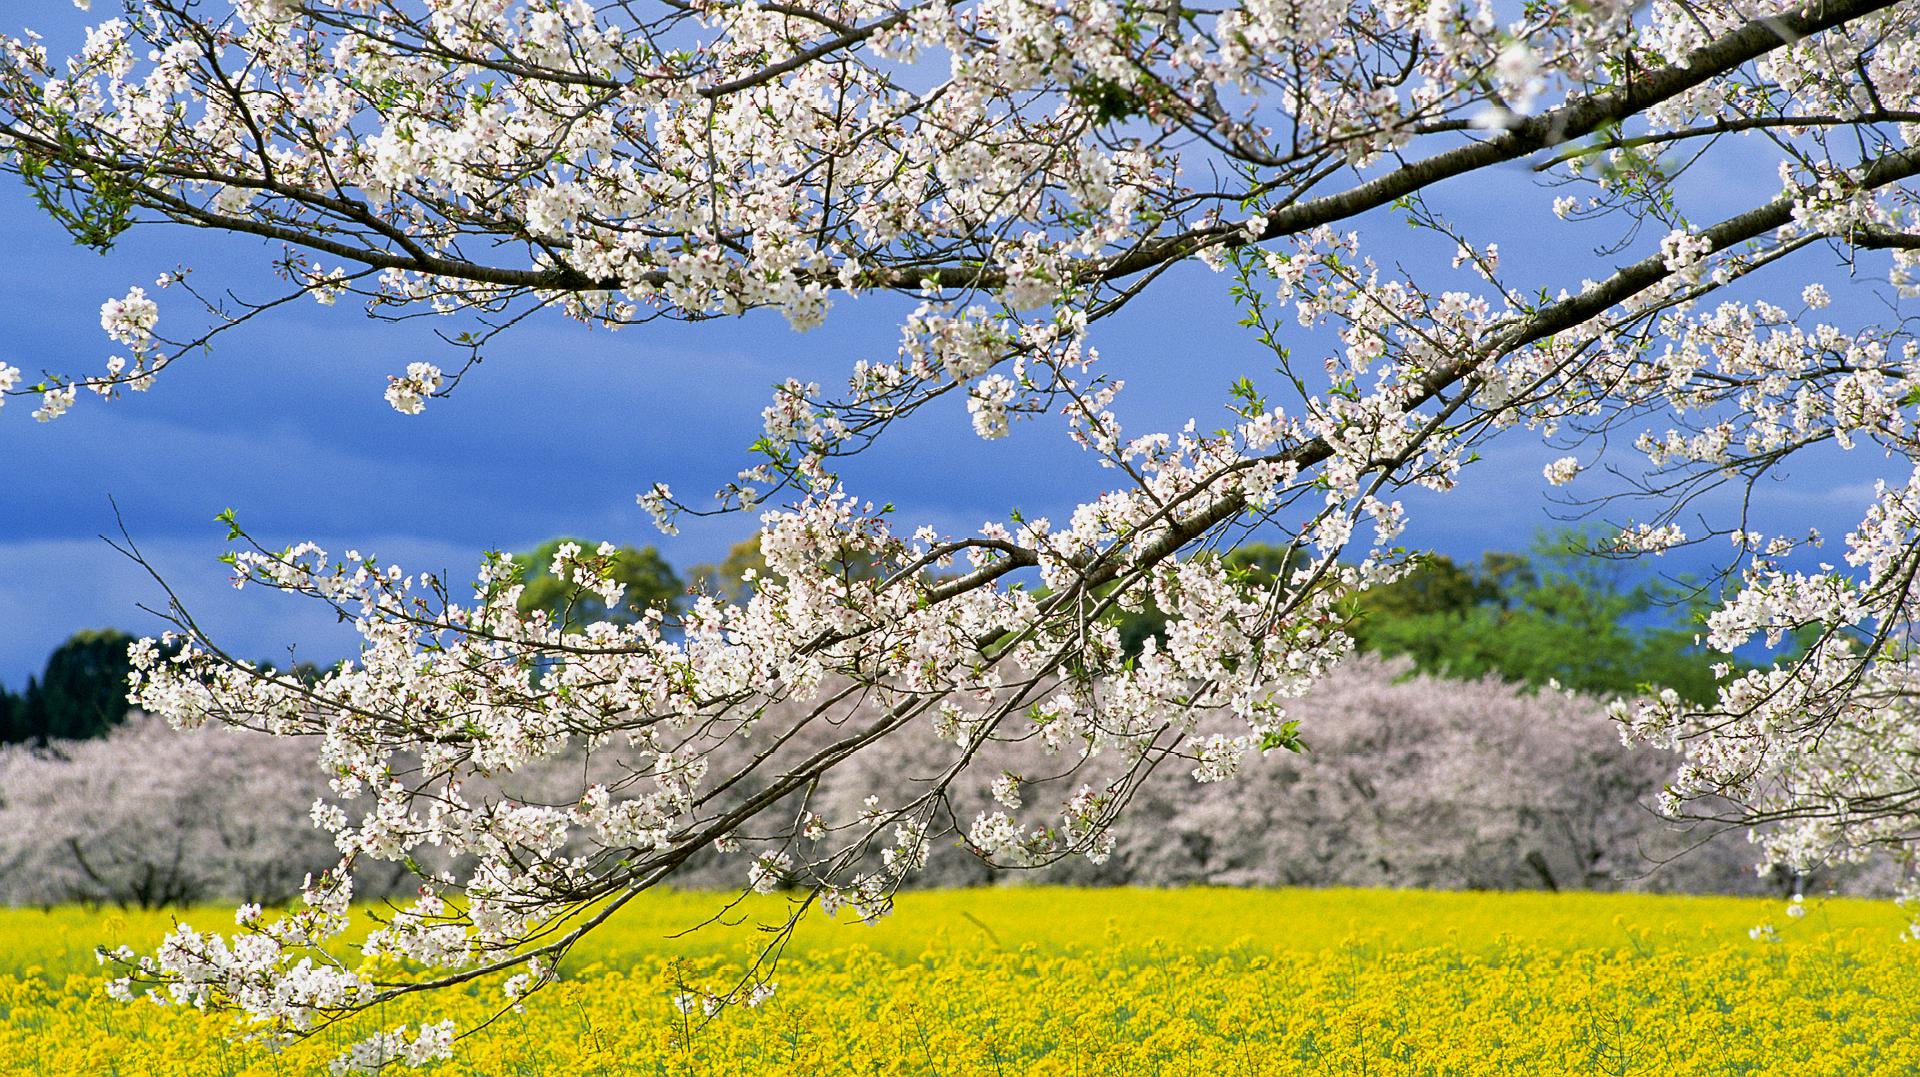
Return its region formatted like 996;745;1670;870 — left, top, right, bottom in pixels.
0;888;1912;1075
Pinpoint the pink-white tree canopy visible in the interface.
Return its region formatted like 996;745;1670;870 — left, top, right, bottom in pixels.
6;0;1920;1068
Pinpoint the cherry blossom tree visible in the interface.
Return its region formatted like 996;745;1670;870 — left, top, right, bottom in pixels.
813;655;1791;895
6;0;1920;1067
0;718;352;908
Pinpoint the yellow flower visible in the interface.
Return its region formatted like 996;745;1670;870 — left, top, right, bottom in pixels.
0;888;1907;1076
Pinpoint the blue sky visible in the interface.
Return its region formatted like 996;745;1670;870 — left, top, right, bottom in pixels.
0;9;1904;686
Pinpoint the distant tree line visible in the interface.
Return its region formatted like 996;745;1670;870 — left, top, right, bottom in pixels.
0;528;1733;747
1340;533;1736;705
1074;527;1738;705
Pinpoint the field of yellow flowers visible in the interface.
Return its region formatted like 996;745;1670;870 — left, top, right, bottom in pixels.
0;887;1913;1075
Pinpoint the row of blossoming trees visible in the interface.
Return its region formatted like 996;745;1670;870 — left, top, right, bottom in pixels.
5;0;1920;1067
0;659;1831;909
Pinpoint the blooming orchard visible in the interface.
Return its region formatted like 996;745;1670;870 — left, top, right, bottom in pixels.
5;0;1920;1067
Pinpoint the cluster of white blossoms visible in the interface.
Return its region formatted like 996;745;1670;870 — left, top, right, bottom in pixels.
1543;457;1583;486
5;0;1920;1067
383;362;444;415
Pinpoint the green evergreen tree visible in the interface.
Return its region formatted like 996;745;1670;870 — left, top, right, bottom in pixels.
29;629;140;742
0;687;17;744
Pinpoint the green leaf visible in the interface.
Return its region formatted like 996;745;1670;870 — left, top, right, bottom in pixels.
1258;720;1308;754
